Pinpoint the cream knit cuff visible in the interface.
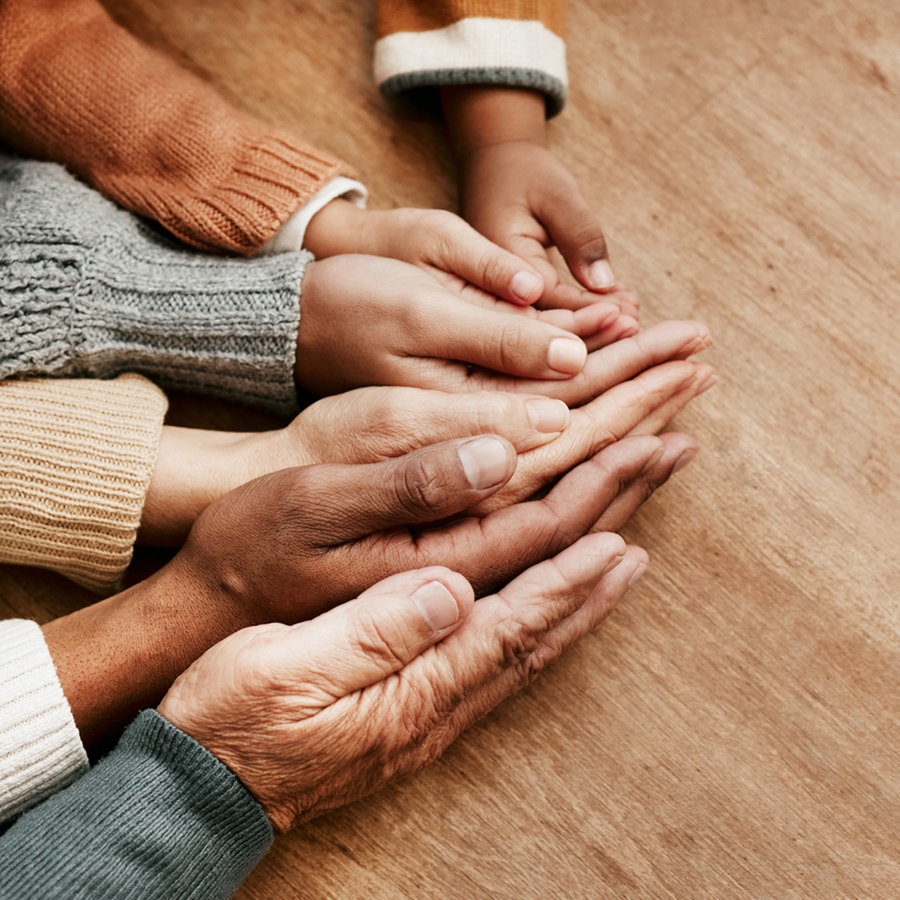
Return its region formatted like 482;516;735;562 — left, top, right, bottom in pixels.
0;619;88;824
0;375;168;594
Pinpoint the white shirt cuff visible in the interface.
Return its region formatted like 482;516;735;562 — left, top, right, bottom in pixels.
262;176;368;254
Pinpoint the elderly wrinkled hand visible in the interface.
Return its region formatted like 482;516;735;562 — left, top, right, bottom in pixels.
158;531;647;831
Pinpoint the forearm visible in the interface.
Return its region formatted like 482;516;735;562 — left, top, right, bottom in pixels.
0;621;88;824
1;154;307;414
41;562;245;750
0;376;167;594
0;0;350;255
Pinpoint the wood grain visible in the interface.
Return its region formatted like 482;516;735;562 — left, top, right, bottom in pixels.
2;0;897;895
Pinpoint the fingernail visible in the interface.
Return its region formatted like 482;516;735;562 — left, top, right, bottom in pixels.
411;581;460;631
547;336;587;374
672;448;698;473
510;270;542;301
628;563;648;588
458;436;510;489
687;333;714;355
696;370;718;394
525;397;570;433
588;259;616;289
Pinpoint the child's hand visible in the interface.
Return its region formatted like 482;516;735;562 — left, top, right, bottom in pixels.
442;87;639;317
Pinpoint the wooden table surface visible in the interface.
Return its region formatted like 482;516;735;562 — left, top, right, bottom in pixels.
2;1;897;896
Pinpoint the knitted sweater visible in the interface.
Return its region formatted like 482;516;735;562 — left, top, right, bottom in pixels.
0;0;352;256
0;0;566;256
0;153;309;415
0;710;273;897
0;620;88;826
0;375;167;594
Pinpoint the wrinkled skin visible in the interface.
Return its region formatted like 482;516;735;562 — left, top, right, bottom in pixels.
159;532;647;832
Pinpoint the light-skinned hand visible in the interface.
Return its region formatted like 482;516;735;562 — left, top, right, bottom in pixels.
294;254;628;395
141;319;712;543
158;532;649;831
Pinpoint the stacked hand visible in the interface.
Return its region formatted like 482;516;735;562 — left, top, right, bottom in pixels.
159;532;647;831
140;320;711;544
48;428;698;748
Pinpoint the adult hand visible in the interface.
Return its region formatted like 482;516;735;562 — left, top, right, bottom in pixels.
295;254;625;395
140;387;571;545
158;531;648;831
169;430;695;629
296;255;700;396
142;320;711;544
46;430;693;748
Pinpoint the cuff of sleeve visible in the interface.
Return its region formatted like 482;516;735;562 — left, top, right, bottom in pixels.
0;620;88;824
1;154;307;414
100;128;358;257
261;176;369;254
0;710;272;896
77;234;310;415
0;375;168;594
374;18;568;116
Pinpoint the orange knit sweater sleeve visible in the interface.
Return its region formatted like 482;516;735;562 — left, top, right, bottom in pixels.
0;0;354;255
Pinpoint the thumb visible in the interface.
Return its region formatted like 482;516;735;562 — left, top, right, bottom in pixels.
272;567;475;698
537;189;616;292
284;435;518;544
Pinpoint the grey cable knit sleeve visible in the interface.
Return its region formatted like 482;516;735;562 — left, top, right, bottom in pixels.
0;710;274;899
0;153;309;415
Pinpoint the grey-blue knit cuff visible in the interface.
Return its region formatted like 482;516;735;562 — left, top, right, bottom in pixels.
0;710;273;898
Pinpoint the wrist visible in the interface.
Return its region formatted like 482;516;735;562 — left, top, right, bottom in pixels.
303;197;369;257
140;426;307;546
42;563;246;750
441;86;547;157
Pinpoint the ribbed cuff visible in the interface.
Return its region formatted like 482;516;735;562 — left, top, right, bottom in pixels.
76;231;308;414
0;620;88;825
0;710;273;898
0;375;167;594
115;129;355;256
1;154;308;414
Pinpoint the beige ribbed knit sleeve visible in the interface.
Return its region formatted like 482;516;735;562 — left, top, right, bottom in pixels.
0;375;168;594
0;619;88;824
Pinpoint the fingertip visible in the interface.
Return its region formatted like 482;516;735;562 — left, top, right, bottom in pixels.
585;259;617;291
410;580;465;633
510;270;544;305
624;547;650;588
525;397;571;433
547;336;588;374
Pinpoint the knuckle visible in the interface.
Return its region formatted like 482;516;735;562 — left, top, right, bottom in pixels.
395;452;455;516
473;391;522;435
492;320;537;372
350;611;412;671
569;220;608;259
